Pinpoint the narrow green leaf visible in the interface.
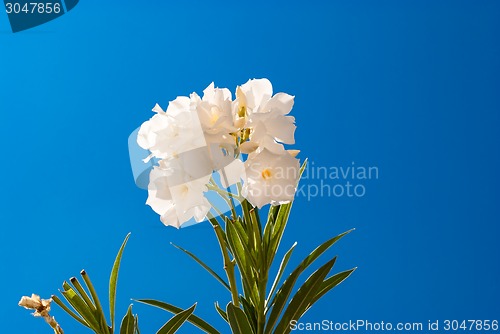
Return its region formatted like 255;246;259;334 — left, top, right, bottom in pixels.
135;314;141;334
249;205;262;234
265;229;353;333
265;203;292;269
300;159;308;177
135;299;220;334
51;294;89;328
69;277;96;312
171;242;230;291
239;297;258;334
73;276;109;334
225;220;259;305
242;202;262;260
226;303;255;334
266;204;280;226
120;305;135;334
264;266;316;333
240;199;251;228
227;218;257;269
110;233;131;330
264;159;307;267
241;199;253;230
266;242;297;306
262;217;274;256
270;204;292;242
308;268;356;308
214;301;228;323
263;160;307;265
60;286;100;331
81;270;107;332
296;230;352;270
273;258;337;334
225;221;248;272
156;303;196;334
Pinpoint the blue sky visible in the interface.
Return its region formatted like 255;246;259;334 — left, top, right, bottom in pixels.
1;1;499;333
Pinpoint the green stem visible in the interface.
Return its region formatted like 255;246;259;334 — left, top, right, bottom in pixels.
257;279;267;334
254;214;268;334
207;214;240;307
208;180;242;201
241;197;267;333
207;183;240;219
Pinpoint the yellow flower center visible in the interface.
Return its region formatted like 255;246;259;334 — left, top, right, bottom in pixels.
261;168;272;180
236;86;247;117
180;184;189;196
238;105;246;118
210;107;220;125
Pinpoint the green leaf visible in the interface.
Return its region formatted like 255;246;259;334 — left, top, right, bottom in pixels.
263;160;307;264
264;202;293;271
80;270;107;332
171;242;230;291
156;303;197;334
296;229;352;270
135;314;141;334
273;258;337;334
214;301;228;323
136;299;220;334
69;277;96;312
243;201;262;260
265;204;280;226
265;229;353;333
110;233;131;330
239;297;257;334
249;205;262;234
60;285;100;332
226;303;255;334
263;159;307;268
241;199;254;231
120;305;135;334
225;219;259;305
51;294;90;328
309;268;356;308
266;242;297;305
262;219;274;258
227;218;257;269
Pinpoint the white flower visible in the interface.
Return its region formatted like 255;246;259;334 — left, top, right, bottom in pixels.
196;83;240;171
198;83;235;135
146;164;211;228
236;78;296;154
238;78;273;111
137;98;207;160
136;78;301;225
242;148;300;208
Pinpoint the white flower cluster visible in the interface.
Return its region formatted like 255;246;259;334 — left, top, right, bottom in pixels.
137;79;300;228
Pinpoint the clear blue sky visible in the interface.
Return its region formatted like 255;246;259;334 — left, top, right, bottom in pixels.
1;1;499;333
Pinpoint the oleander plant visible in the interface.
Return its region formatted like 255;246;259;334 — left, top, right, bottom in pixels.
19;79;355;334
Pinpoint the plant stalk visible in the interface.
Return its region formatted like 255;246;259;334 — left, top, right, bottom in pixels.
208;214;240;307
